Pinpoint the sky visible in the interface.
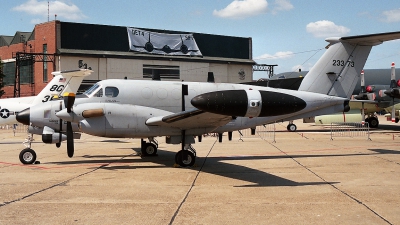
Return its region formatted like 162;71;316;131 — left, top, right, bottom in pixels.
2;0;400;80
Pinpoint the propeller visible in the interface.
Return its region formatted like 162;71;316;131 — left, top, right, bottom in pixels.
63;92;76;157
354;70;375;101
353;70;370;125
384;62;397;123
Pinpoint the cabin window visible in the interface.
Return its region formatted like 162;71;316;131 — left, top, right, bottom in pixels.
105;86;119;97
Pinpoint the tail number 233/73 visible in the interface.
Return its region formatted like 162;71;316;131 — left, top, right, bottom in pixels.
333;60;354;67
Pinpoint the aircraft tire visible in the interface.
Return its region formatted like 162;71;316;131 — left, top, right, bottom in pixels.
56;143;61;148
19;148;37;164
175;150;195;167
142;143;157;156
368;117;379;128
287;124;297;132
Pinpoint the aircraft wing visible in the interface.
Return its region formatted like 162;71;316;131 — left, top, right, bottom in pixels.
146;109;233;130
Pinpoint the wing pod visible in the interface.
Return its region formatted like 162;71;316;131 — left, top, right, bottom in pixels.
191;89;307;117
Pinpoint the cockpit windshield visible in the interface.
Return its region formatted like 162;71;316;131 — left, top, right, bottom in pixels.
84;83;100;95
83;83;102;97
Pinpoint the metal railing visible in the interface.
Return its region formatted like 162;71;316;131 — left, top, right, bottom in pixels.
239;123;276;142
330;122;371;140
0;124;29;135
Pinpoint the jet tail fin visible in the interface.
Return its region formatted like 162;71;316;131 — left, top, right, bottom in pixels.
298;31;400;98
32;69;93;104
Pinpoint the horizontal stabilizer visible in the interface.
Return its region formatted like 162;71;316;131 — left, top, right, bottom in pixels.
51;69;94;77
340;31;400;46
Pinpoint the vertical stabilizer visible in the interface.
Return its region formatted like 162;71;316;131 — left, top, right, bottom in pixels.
32;69;93;104
299;31;400;98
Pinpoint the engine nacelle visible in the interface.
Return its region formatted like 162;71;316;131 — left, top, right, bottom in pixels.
42;132;67;144
38;125;81;144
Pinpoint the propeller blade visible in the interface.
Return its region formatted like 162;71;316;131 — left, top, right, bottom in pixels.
361;102;365;125
66;121;74;157
63;92;76;113
392;99;396;123
390;62;396;89
360;70;365;93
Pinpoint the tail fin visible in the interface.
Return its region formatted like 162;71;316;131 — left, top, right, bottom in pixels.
298;31;400;98
32;69;93;104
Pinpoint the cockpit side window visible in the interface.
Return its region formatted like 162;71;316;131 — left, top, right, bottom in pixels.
105;87;119;97
93;89;103;97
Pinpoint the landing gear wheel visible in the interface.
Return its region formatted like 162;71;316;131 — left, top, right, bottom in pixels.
56;143;61;148
287;124;297;132
141;143;157;156
19;148;37;164
368;117;379;128
175;150;195;167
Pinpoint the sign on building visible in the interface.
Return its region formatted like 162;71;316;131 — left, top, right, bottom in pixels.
127;28;202;56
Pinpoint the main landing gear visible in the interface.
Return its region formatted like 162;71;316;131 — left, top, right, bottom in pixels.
365;116;379;128
287;121;297;132
141;137;196;167
175;144;196;167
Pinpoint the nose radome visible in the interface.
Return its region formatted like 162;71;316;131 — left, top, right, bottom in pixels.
16;108;30;125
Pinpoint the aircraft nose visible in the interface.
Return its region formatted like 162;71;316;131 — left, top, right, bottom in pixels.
16;108;30;125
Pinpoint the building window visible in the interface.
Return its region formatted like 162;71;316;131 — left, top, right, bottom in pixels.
143;64;180;80
43;44;48;82
2;62;15;86
19;59;33;84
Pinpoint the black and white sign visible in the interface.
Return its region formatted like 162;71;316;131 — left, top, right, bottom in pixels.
127;28;202;56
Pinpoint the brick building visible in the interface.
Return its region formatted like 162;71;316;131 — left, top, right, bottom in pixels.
0;20;255;98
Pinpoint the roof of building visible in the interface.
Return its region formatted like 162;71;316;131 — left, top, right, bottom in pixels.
0;36;13;47
10;32;32;45
58;22;254;63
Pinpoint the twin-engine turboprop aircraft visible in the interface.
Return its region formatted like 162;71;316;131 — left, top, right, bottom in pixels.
0;69;93;126
16;31;400;167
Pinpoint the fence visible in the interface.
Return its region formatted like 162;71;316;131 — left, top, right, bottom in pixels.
239;123;276;142
330;122;371;140
0;123;29;135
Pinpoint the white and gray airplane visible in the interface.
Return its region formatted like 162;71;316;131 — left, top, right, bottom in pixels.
16;31;400;167
0;69;93;126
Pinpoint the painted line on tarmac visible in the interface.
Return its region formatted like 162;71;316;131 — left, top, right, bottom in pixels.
169;139;218;225
0;161;110;170
268;142;394;225
0;153;137;208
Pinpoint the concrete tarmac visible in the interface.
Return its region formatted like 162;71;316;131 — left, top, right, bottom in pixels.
0;116;399;224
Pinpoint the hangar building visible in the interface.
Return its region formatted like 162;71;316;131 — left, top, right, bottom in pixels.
0;20;255;98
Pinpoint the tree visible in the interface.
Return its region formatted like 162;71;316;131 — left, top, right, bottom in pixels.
0;57;4;98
